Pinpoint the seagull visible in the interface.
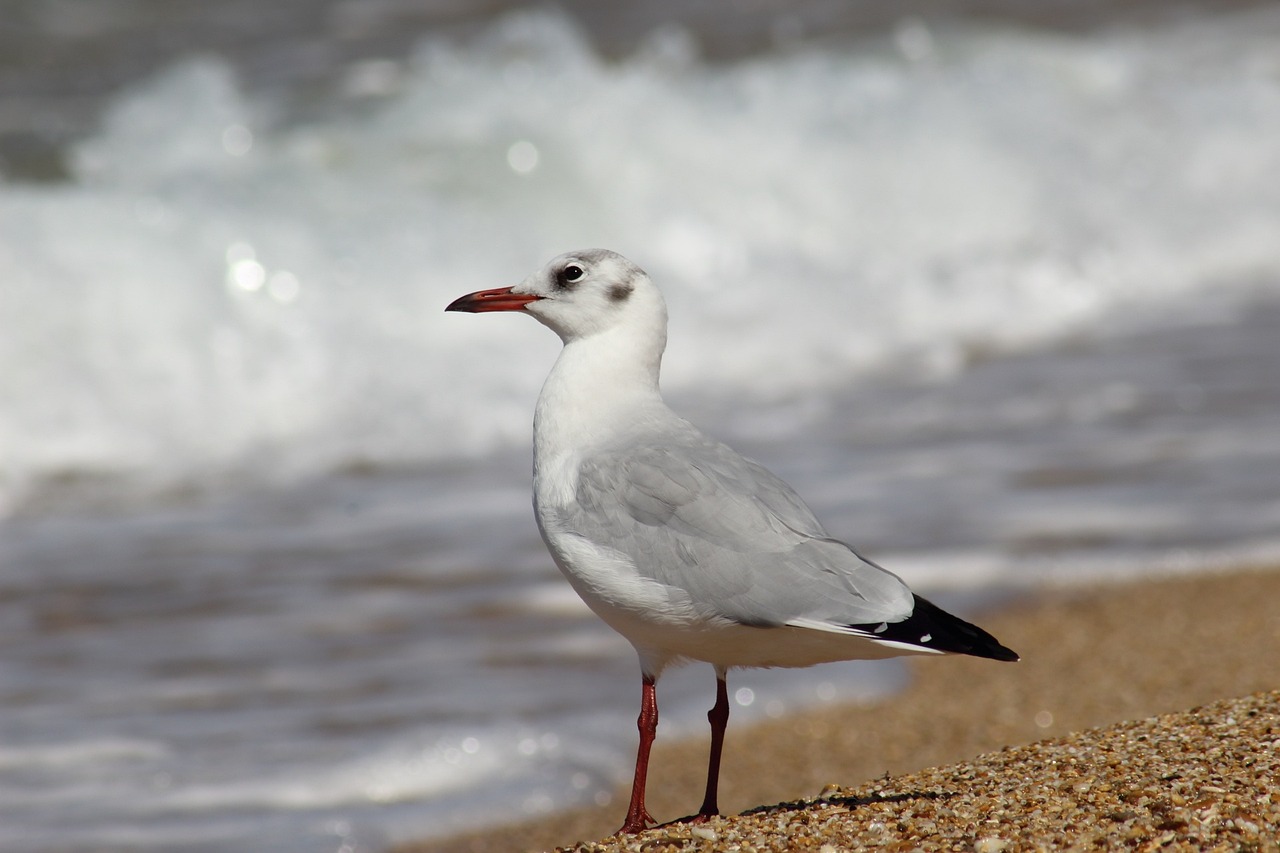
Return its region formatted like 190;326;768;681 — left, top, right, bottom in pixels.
446;249;1018;834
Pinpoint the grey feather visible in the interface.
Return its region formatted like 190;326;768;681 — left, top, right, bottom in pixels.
560;423;915;628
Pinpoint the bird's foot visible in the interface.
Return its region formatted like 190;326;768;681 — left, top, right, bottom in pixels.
659;810;719;828
616;809;657;835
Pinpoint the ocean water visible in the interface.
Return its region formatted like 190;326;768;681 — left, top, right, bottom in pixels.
3;5;1280;851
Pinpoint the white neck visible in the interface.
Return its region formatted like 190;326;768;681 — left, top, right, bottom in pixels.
532;323;668;508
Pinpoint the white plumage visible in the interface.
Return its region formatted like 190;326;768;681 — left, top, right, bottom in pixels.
447;249;1017;833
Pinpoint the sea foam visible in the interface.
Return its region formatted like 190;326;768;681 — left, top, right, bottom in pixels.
3;10;1279;507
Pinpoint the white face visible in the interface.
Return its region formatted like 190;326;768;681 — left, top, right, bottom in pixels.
517;249;664;343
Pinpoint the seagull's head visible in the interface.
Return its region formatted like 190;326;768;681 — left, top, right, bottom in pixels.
446;249;667;345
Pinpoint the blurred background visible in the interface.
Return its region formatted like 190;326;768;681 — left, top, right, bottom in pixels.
2;1;1279;850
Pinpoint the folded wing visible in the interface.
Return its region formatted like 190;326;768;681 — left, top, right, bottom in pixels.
566;427;917;630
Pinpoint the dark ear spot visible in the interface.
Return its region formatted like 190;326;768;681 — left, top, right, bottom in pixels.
609;282;633;302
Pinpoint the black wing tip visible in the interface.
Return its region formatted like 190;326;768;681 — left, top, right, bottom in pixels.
853;594;1020;662
912;594;1020;661
982;640;1021;663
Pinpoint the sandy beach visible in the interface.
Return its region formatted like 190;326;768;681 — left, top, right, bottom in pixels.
404;565;1280;852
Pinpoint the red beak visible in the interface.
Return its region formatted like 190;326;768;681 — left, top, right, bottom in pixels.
445;286;541;313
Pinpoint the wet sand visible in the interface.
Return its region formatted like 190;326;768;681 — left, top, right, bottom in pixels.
402;566;1280;852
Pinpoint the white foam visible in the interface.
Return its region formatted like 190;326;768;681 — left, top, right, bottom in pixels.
4;10;1280;509
0;738;168;770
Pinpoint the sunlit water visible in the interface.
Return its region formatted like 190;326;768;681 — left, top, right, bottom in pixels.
2;6;1280;851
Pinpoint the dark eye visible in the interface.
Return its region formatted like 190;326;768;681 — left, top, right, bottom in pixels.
561;264;585;284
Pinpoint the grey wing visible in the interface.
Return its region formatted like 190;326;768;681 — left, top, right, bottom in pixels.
568;432;915;628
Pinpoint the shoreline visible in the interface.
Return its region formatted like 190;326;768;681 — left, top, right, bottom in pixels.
401;566;1280;852
558;689;1280;851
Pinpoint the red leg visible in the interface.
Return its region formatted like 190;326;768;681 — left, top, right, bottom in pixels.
696;672;730;818
618;674;658;834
